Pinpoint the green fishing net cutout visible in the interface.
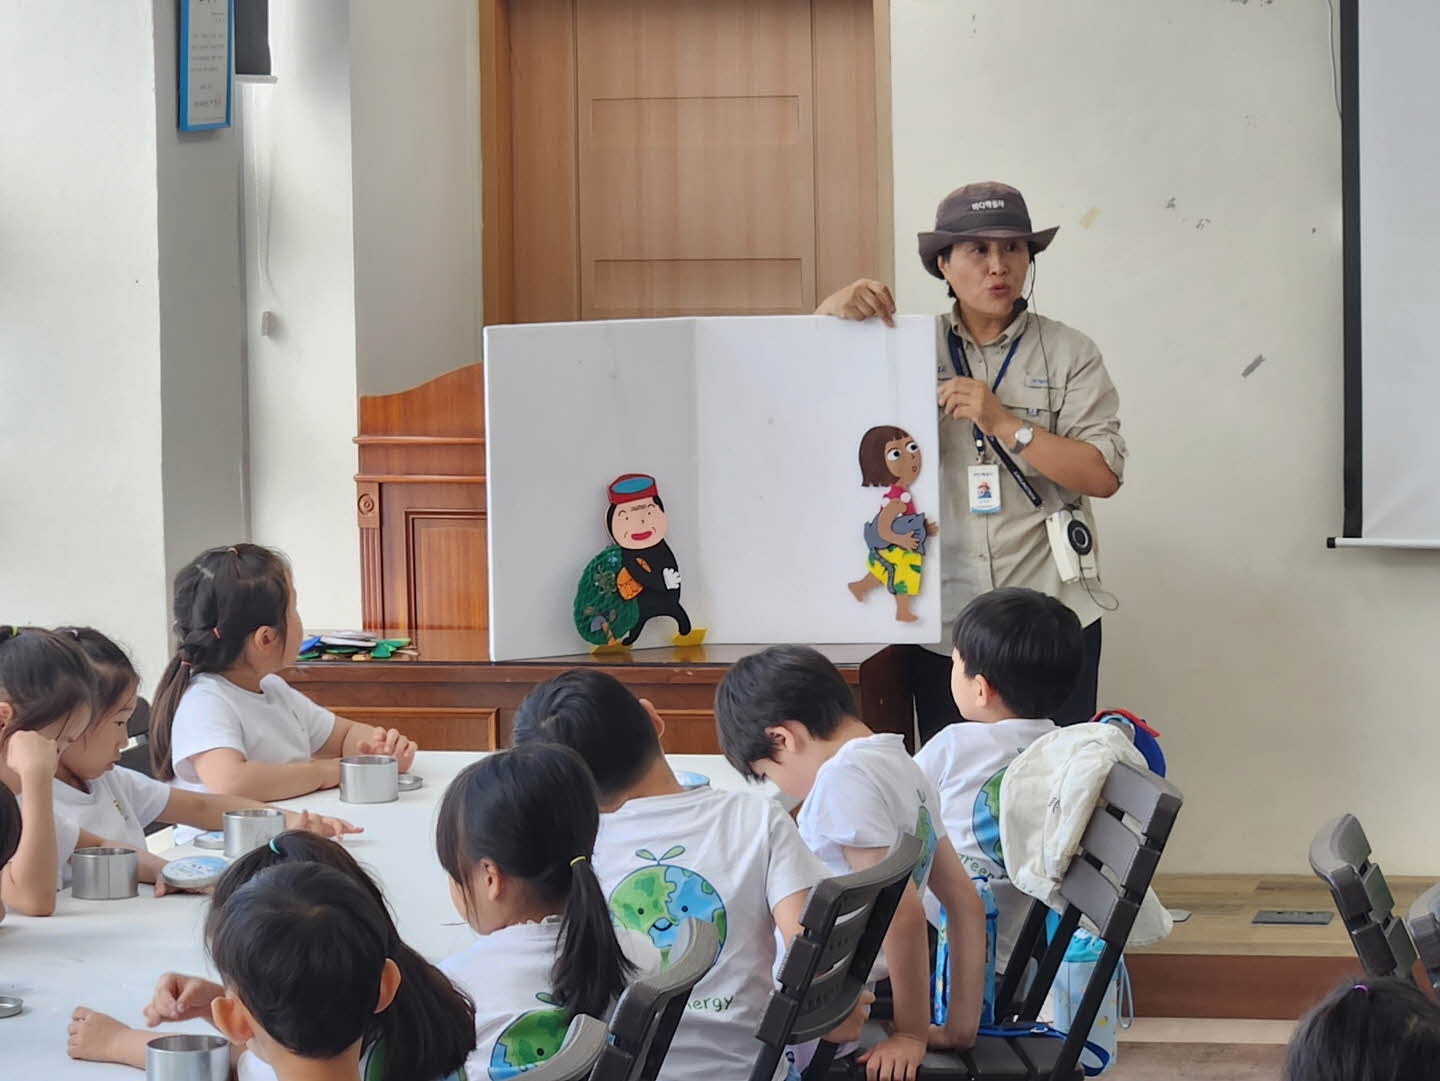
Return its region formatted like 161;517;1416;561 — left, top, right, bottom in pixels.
573;545;639;646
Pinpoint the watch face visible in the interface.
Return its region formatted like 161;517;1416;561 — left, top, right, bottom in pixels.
1016;427;1034;446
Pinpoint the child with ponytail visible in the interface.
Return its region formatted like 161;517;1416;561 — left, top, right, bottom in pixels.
69;831;475;1081
436;743;635;1079
149;545;419;827
2;626;357;914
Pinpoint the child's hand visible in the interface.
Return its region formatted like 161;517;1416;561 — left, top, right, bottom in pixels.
822;989;875;1045
928;1021;976;1051
357;727;418;772
856;1032;927;1081
284;809;363;840
143;973;223;1027
143;853;207;898
5;730;60;781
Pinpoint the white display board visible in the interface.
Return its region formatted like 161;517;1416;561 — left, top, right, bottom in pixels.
485;316;940;660
1341;0;1440;545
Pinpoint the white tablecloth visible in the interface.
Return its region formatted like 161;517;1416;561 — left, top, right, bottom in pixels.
3;752;758;1078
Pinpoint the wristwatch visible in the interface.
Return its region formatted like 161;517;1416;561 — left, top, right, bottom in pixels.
1009;425;1035;455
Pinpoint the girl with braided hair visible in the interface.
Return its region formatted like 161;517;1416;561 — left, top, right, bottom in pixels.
149;545;419;833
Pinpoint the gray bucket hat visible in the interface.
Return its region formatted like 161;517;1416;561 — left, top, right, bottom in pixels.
918;181;1059;279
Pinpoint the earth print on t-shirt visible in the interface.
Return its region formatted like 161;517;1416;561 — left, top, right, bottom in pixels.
973;767;1007;870
912;793;940;888
609;845;728;966
489;993;567;1081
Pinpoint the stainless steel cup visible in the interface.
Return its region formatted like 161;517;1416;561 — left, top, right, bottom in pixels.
70;847;139;900
340;754;399;804
145;1034;230;1081
222;807;286;858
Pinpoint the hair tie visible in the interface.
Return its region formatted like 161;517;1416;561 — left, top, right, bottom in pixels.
212;627;222;640
569;855;587;868
226;546;239;556
268;838;282;855
180;659;193;671
1354;983;1370;993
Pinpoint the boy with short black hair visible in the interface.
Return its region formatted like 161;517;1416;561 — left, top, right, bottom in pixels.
716;645;985;1077
512;669;863;1081
915;586;1085;966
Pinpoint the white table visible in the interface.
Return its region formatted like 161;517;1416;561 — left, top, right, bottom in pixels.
3;752;759;1078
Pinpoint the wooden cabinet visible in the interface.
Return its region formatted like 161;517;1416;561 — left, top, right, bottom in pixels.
356;366;491;662
284;642;912;755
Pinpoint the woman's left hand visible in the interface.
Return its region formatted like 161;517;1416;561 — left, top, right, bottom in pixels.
937;377;1012;437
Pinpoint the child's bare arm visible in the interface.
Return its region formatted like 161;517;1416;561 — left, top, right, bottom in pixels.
2;733;63;916
843;845;929;1081
158;788;360;840
190;748;340;802
927;841;984;1049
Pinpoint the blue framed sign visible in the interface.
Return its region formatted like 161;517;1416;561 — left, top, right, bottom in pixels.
179;0;234;131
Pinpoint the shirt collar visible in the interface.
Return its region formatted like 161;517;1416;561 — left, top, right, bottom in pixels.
945;304;1030;347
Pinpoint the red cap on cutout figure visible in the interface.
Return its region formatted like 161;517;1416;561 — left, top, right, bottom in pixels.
608;474;659;506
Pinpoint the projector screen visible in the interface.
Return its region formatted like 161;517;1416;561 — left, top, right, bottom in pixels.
1337;0;1440;548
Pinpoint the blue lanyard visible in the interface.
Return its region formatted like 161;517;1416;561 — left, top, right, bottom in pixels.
950;332;1024;393
946;331;1025;457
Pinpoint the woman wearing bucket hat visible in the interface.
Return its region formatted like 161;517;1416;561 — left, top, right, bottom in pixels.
818;181;1126;738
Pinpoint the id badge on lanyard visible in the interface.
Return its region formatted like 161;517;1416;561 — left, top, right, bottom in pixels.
968;464;1001;515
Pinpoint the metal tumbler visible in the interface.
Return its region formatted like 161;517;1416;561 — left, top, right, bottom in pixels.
145;1034;230;1081
70;847;139;900
222;807;286;858
339;754;399;804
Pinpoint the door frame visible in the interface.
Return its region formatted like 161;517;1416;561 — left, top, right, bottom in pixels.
477;0;893;327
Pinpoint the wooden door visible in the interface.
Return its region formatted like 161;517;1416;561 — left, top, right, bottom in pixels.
484;0;886;324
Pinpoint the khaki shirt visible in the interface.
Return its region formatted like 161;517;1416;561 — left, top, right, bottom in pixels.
931;306;1126;649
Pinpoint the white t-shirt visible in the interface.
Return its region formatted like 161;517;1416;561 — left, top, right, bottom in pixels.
594;784;825;1081
238;1040;467;1081
42;766;172;888
797;733;947;891
169;674;335;843
441;918;577;1081
914;718;1055;965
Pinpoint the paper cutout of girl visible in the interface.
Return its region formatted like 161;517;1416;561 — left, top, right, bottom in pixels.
848;426;938;623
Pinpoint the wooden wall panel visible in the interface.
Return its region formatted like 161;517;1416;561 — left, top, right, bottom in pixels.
509;0;581;323
488;0;886;324
574;0;817;318
813;0;882;299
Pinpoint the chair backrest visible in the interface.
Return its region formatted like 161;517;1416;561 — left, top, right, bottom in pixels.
1407;882;1440;993
524;1014;609;1081
748;834;923;1081
590;917;720;1081
118;696;153;778
1000;763;1182;1080
1310;813;1418;981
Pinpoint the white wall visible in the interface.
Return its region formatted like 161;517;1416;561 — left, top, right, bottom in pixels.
350;0;484;395
0;1;172;685
241;1;363;632
152;0;249;590
891;0;1440;875
241;1;484;630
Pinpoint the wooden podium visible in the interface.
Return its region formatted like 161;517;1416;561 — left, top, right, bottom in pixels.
284;364;914;753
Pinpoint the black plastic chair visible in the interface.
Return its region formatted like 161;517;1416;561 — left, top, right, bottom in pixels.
118;696;152;778
523;1014;609;1081
748;834;923;1081
921;763;1182;1081
1406;882;1440;994
590;917;721;1081
1310;813;1418;982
